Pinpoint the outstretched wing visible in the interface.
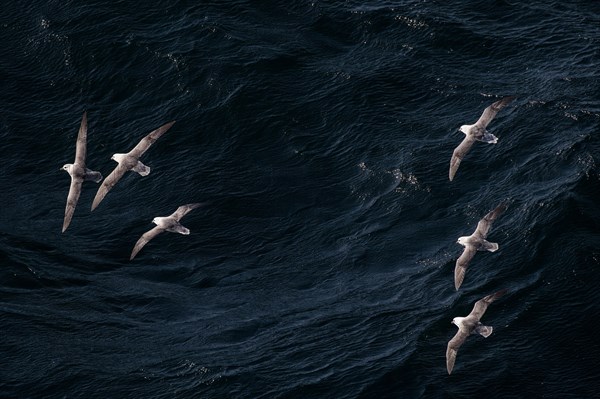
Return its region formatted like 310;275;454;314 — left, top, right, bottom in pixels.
474;203;507;239
130;226;165;260
454;245;477;290
449;136;475;181
129;121;175;158
446;330;469;375
468;289;508;321
75;111;87;165
474;96;515;129
91;164;129;211
62;177;82;233
170;203;203;222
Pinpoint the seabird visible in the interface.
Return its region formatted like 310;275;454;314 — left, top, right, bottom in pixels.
130;203;203;260
446;289;507;375
449;96;515;181
454;203;507;290
91;120;175;211
61;111;103;232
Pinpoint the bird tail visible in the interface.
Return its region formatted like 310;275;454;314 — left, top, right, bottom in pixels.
483;240;499;252
475;325;493;338
167;224;190;235
480;132;498;144
133;161;150;176
84;169;103;183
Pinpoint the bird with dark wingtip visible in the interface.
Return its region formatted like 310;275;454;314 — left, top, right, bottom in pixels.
454;203;507;290
91;120;175;211
61;111;103;232
449;96;515;181
446;289;508;375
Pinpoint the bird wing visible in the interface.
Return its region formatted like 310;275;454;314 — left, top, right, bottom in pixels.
474;96;515;129
170;203;203;222
91;164;129;211
474;203;507;239
62;177;82;233
130;226;165;260
129;121;175;158
454;245;477;290
75;111;87;165
446;330;469;375
468;289;508;321
449;136;475;181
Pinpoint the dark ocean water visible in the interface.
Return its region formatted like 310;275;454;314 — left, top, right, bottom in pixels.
1;1;600;398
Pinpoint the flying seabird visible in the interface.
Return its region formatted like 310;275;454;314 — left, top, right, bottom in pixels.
91;120;175;211
61;111;103;232
130;203;203;260
454;203;507;290
446;289;507;375
449;96;515;181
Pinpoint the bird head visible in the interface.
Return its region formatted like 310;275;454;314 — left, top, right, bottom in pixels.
452;317;466;327
457;236;468;246
459;125;470;134
61;164;72;172
152;217;158;225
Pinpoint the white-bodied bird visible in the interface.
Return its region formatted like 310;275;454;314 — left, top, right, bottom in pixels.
130;203;203;260
61;111;103;232
454;203;507;290
449;96;515;181
446;289;507;375
91;120;175;211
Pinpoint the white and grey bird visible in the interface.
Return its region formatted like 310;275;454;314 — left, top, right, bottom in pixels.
449;96;515;181
91;120;175;211
446;289;507;375
454;203;507;290
61;111;103;232
130;203;203;260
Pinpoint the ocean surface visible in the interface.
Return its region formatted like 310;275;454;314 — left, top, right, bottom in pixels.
1;1;599;398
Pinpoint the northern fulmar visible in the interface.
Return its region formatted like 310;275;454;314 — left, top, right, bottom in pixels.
446;289;507;375
130;203;203;260
454;203;507;290
61;111;103;232
91;120;175;211
449;96;515;181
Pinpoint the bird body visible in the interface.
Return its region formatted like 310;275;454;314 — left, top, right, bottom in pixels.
61;112;103;232
454;203;507;290
446;289;507;375
449;96;515;181
91;121;174;211
130;203;203;260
